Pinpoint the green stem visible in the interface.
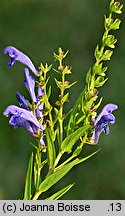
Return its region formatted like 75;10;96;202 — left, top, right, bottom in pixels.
59;61;65;145
55;155;75;170
32;191;41;200
54;151;64;168
36;142;42;189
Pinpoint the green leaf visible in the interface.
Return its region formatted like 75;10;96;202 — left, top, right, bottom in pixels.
93;63;106;76
61;93;69;104
94;97;103;110
75;112;85;125
101;66;108;75
47;86;51;99
103;35;117;48
67;92;84;135
62;66;71;75
104;16;113;30
54;107;59;116
110;0;123;14
54;78;61;89
34;161;37;189
35;149;99;199
37;159;79;195
61;125;89;153
86;68;91;84
53;108;60;124
102;50;113;61
75;149;101;165
53;52;60;60
94;45;100;60
46;127;56;168
110;18;121;30
94;76;108;87
46;183;74;200
24;152;33;200
65;81;77;89
53;68;61;74
62;50;69;59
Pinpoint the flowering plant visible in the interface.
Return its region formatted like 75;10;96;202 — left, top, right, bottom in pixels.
3;0;123;200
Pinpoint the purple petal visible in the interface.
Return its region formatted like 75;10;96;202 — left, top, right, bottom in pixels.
95;103;118;125
24;68;37;103
3;105;44;130
92;129;102;145
16;92;29;110
3;46;39;76
38;86;44;98
92;103;118;144
9;114;35;134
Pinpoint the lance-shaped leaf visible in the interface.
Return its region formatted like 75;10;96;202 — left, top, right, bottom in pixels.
61;93;69;104
33;149;99;199
94;45;100;60
86;68;92;84
46;183;74;200
75;149;101;165
36;158;79;196
61;125;89;153
46;127;56;168
24;152;33;200
67;92;83;135
54;78;62;89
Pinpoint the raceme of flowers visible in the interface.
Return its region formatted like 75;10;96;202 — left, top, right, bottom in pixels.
3;46;45;146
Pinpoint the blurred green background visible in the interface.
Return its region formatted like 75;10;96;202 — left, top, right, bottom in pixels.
0;0;125;199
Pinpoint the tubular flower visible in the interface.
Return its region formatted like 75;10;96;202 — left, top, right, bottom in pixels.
16;92;29;110
3;46;39;76
24;68;37;103
3;105;44;133
92;103;118;144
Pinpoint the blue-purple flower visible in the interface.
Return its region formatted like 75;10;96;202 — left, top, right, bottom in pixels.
3;105;44;131
92;103;118;144
24;68;37;103
16;92;29;110
3;46;39;76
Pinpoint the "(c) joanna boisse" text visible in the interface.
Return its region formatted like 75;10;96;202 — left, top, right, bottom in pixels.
19;203;90;212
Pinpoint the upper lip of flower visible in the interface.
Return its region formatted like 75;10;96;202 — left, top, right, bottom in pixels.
3;46;39;76
94;103;118;125
92;103;118;144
